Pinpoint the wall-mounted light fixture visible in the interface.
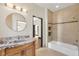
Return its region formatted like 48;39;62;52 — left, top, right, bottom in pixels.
15;6;21;11
56;5;59;8
22;8;27;12
5;3;14;8
5;3;27;13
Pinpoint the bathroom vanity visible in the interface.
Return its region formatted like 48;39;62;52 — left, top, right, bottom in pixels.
0;49;5;56
0;40;35;56
0;11;36;56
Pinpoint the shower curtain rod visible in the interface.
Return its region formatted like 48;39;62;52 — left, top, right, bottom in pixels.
48;21;78;25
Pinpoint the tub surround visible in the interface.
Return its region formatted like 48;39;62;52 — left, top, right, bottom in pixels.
0;35;36;56
51;4;79;45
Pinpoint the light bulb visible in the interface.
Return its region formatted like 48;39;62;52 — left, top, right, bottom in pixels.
22;8;27;12
15;6;21;11
56;5;59;8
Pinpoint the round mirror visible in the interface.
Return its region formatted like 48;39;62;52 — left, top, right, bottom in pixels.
6;13;26;32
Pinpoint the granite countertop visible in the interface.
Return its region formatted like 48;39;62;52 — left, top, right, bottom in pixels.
0;39;35;50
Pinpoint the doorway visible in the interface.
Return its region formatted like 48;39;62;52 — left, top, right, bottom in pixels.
33;16;43;49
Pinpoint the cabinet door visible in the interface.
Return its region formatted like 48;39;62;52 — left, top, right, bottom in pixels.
5;47;22;56
21;49;27;56
0;50;5;56
26;46;35;56
22;42;35;56
21;46;34;56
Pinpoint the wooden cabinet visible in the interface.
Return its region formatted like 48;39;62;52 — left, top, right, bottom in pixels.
25;45;35;56
5;41;35;56
0;49;5;56
22;41;35;56
5;48;22;56
0;41;35;56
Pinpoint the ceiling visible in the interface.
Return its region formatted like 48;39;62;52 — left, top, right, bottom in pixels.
36;3;76;12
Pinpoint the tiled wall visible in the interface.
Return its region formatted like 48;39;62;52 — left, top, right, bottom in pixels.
48;10;53;42
52;4;79;45
48;10;58;42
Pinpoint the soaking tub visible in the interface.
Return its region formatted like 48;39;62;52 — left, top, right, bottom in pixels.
48;41;78;56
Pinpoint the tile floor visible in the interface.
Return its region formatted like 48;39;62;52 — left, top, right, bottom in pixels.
36;48;66;56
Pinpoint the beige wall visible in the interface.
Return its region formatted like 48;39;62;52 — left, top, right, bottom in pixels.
48;9;58;42
0;3;47;46
52;4;79;45
48;9;53;23
48;10;53;42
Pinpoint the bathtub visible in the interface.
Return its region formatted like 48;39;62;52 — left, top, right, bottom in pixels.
48;41;78;56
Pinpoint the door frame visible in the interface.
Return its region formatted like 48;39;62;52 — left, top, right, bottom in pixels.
32;16;43;47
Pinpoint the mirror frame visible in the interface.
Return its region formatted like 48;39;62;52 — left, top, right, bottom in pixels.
6;13;27;32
